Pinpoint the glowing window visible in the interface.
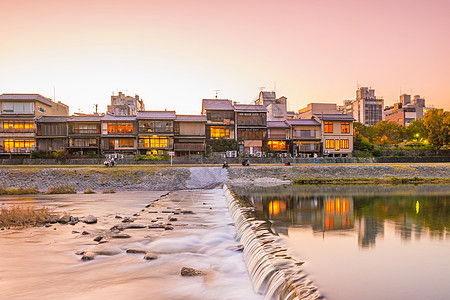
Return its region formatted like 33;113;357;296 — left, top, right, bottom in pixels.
268;141;286;151
341;122;350;133
325;139;334;149
324;121;333;133
335;139;340;151
210;126;230;138
340;139;349;149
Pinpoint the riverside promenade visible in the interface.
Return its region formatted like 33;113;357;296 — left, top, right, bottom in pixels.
0;163;449;192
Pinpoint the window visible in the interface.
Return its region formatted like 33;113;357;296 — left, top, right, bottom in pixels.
267;141;286;151
3;139;35;152
71;123;99;134
324;121;333;133
325;139;334;149
335;139;340;151
210;126;230;138
340;139;349;149
341;122;350;133
239;129;265;140
139;121;173;133
139;136;170;148
118;139;134;147
108;122;133;134
2;102;34;114
37;106;47;113
2;121;34;132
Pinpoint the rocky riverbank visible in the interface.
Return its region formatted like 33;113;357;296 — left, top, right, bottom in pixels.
0;164;449;192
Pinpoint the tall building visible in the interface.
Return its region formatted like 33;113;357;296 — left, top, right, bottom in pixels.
107;92;145;116
344;87;384;126
384;94;431;126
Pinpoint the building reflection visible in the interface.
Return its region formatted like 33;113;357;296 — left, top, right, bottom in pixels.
240;189;449;250
250;194;354;233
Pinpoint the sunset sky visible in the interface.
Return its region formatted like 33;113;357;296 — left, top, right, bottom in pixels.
1;0;449;114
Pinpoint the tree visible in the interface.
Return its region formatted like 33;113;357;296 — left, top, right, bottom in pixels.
375;121;406;145
406;119;426;141
422;109;450;150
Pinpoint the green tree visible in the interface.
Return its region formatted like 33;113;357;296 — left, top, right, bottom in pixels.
406;118;426;141
375;120;406;145
422;109;450;150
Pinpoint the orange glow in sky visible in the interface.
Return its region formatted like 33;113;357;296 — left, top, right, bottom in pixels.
1;0;449;114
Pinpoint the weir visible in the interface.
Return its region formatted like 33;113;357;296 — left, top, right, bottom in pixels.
224;185;321;300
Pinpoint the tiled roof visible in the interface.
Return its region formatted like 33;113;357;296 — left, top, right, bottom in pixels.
68;116;103;122
176;115;207;122
202;99;234;111
314;114;356;121
267;121;290;128
234;104;267;112
36;116;69;123
137;111;176;120
102;114;136;121
286;119;321;126
0;94;53;106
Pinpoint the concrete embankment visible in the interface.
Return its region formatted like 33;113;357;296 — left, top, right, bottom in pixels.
0;164;448;192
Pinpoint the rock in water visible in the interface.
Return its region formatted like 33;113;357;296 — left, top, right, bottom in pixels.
84;215;97;224
181;267;205;277
143;253;158;260
126;248;147;254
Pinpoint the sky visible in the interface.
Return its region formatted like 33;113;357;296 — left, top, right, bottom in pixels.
1;0;449;115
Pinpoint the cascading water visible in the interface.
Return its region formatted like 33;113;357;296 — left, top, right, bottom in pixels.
224;185;322;300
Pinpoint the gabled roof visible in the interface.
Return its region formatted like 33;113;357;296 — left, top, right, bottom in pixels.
0;93;53;106
234;104;267;112
202;99;234;111
313;113;356;121
176;115;207;122
286;119;321;126
36;116;69;123
136;111;176;120
102;114;136;121
68;116;103;122
267;121;290;128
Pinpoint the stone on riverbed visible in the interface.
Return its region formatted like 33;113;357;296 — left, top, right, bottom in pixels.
111;233;131;238
180;267;205;277
83;215;97;224
143;253;158;260
110;223;146;231
58;215;71;224
126;248;147;254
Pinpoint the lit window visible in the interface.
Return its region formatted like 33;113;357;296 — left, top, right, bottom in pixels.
340;139;349;149
341;122;350;133
335;139;340;151
210;126;230;138
268;141;286;151
324;121;333;133
325;139;334;149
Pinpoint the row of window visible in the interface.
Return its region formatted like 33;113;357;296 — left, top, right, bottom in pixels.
324;122;350;134
325;139;349;150
107;123;133;134
2;121;35;130
3;139;35;152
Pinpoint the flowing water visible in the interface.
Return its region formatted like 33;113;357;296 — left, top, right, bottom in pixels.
231;184;450;300
0;190;261;300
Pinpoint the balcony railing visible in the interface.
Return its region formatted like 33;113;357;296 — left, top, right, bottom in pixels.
174;143;205;151
0;129;35;133
293;131;318;139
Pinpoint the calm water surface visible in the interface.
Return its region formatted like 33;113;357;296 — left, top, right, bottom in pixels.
234;184;450;300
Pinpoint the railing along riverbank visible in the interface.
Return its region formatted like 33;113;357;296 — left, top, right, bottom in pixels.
0;156;449;165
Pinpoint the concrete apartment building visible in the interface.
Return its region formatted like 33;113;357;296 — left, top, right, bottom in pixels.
344;87;384;126
255;91;288;121
0;93;69;155
107;92;145;116
384;94;433;126
298;103;341;119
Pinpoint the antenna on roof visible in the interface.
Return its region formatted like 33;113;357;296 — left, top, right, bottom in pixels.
274;81;276;93
259;86;265;92
214;90;220;99
53;86;56;102
94;104;98;114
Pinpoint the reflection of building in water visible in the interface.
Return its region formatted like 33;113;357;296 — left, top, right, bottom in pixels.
250;194;354;232
358;217;384;248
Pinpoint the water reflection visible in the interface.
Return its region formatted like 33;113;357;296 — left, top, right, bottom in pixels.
236;186;449;249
